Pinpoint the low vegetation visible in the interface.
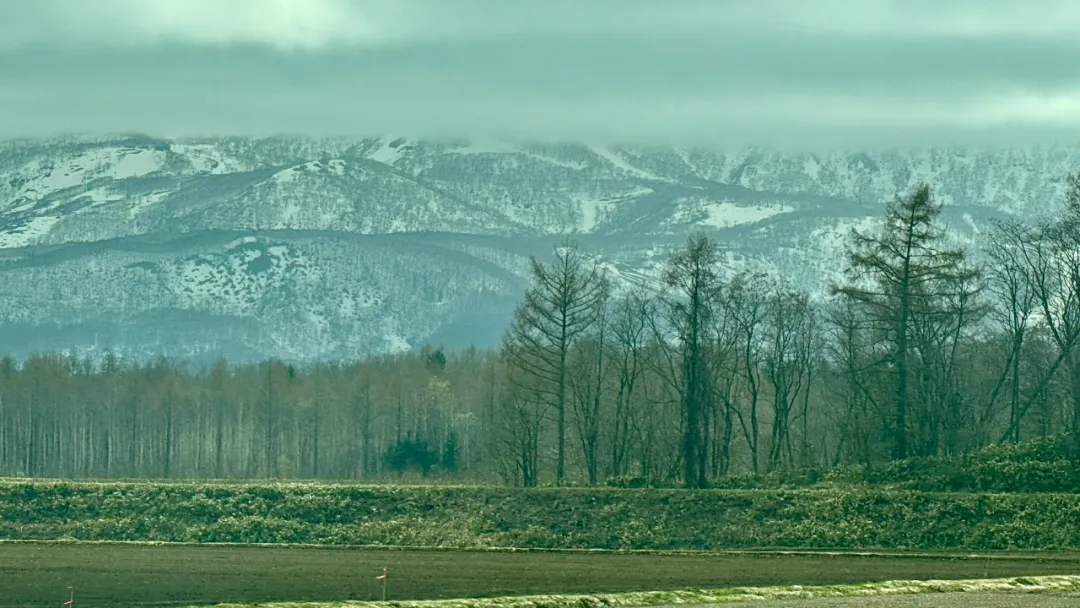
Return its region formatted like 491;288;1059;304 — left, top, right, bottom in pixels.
692;433;1080;494
4;480;1080;551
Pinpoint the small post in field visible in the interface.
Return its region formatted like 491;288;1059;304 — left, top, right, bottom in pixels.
376;567;388;601
64;586;74;606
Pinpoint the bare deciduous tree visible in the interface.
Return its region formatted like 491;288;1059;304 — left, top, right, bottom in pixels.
663;233;722;488
502;238;607;485
833;184;975;459
763;286;814;472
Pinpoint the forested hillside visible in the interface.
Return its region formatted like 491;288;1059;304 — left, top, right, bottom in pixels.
2;178;1080;487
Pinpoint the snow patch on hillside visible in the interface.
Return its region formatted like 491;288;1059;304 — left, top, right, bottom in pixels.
0;216;59;248
273;166;300;184
369;139;408;165
666;198;795;229
576;188;651;232
73;188;125;207
384;332;411;353
224;236;259;250
701;202;794;228
110;149;164;179
126;191;172;219
380;316;411;353
962;213;981;234
590;146;661;180
578;197;608;232
170;144;245;174
40;163;87;191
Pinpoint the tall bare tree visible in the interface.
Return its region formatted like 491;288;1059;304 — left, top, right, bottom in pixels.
983;219;1038;443
663;233;722;488
833;184;975;460
763;286;815;471
1054;173;1080;445
568;278;614;484
723;273;769;475
906;260;985;456
502;238;607;485
608;289;651;478
995;177;1080;445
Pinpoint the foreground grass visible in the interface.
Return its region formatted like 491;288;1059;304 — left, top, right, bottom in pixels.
5;479;1080;551
749;594;1080;607
189;575;1080;608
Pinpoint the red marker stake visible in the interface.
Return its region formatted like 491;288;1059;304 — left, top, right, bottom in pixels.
376;567;388;601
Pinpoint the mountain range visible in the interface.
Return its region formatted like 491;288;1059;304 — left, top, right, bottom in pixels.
1;135;1077;363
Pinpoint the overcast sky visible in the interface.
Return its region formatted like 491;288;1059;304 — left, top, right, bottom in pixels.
1;0;1079;147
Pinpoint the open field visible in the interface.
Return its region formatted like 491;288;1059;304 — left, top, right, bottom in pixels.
5;543;1080;608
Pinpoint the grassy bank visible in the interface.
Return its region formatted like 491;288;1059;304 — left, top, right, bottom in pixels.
3;480;1080;551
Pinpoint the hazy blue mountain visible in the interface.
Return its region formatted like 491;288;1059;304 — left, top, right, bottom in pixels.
1;135;1076;363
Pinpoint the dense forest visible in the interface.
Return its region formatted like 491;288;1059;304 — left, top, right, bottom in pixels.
2;177;1080;487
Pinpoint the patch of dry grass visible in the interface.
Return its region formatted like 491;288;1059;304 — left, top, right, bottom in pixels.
198;576;1080;608
749;592;1080;606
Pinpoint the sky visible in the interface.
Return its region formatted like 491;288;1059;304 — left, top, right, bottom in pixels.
1;0;1080;147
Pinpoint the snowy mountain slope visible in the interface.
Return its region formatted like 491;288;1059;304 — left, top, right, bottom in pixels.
0;230;534;362
0;135;1076;362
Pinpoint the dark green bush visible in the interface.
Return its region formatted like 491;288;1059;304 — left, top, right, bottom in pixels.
833;434;1080;493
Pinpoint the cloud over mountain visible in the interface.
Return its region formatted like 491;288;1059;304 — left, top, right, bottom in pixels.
0;1;1079;145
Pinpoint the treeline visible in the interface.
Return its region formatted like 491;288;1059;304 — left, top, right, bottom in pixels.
2;177;1080;486
0;349;498;480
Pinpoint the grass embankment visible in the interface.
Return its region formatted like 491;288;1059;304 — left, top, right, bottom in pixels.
4;480;1080;551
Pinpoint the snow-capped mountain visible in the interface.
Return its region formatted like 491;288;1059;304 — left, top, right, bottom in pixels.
1;135;1076;363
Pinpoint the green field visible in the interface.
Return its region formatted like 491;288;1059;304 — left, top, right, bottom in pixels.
5;543;1080;608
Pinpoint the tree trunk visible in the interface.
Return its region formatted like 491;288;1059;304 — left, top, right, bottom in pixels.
896;289;910;460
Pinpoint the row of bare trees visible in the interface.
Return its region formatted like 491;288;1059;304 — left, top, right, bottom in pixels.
496;236;819;487
1;177;1079;485
0;350;497;480
497;176;1080;486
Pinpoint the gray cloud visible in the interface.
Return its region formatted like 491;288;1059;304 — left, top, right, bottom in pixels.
5;1;1080;49
1;0;1079;146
